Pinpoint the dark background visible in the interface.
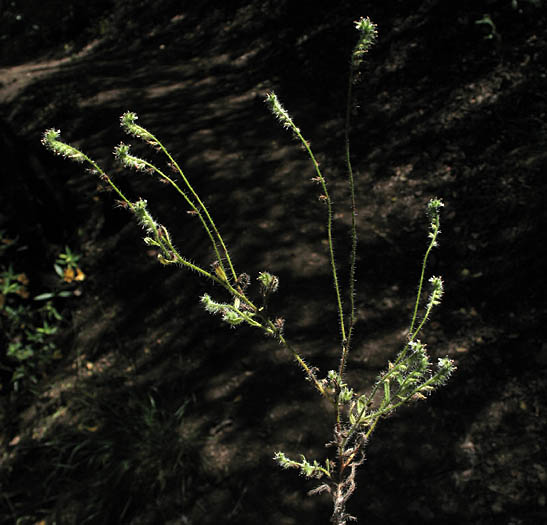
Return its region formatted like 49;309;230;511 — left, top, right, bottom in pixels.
1;1;546;523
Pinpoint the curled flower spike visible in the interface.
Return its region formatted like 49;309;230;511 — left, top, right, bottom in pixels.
352;17;378;68
427;198;444;230
41;129;86;163
428;276;444;307
265;92;299;132
354;16;377;38
114;142;149;172
436;358;456;385
132;199;158;235
120;111;157;144
427;197;444;212
426;197;443;245
427;198;444;221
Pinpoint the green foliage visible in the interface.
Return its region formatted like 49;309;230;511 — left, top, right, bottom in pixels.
0;236;83;392
42;16;455;524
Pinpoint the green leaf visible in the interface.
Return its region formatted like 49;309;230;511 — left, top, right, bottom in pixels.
34;292;55;301
383;380;390;406
8;342;34;361
351;395;368;426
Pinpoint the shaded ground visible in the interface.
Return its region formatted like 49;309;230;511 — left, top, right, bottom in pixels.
1;1;546;524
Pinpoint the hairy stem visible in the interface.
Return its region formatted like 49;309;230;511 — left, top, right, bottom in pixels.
342;58;359;369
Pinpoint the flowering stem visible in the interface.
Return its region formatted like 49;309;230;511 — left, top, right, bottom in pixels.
265;93;346;347
114;144;228;274
120;113;238;283
409;200;443;335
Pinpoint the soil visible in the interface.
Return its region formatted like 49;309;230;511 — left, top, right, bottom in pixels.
1;1;546;524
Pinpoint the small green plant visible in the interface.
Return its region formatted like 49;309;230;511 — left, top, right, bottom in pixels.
53;245;86;283
0;239;83;392
42;17;455;523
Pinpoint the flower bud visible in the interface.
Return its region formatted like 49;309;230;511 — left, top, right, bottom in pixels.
257;271;279;296
435;357;456;385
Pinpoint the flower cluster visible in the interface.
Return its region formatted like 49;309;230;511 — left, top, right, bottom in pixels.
257;271;279;295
